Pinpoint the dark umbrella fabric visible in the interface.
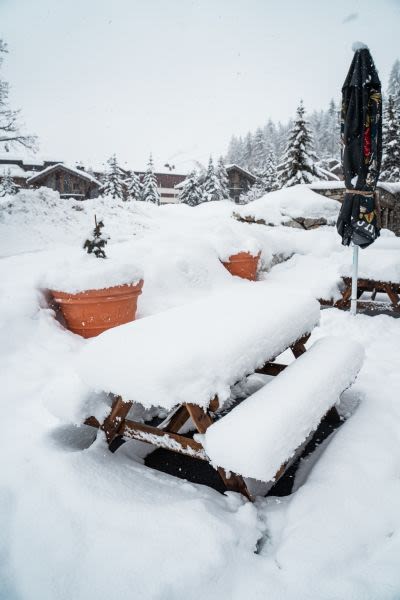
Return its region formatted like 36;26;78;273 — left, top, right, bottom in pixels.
336;46;382;248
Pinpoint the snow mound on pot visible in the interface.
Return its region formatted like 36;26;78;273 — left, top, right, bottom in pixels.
41;248;143;293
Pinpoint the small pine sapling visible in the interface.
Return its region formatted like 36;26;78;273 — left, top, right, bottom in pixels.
83;215;108;258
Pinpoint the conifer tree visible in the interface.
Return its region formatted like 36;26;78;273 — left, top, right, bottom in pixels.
263;120;278;155
226;135;242;165
252;128;266;172
380;95;400;182
278;101;326;187
126;170;142;201
83;215;108;259
216;157;230;199
243;133;253;169
262;143;279;192
326;99;340;159
202;156;223;202
388;59;400;110
102;154;125;199
179;170;202;206
0;168;18;196
142;154;160;205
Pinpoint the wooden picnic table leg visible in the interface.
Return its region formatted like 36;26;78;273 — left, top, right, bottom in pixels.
335;280;352;309
160;405;190;434
185;403;252;501
102;395;133;449
291;334;309;359
383;283;400;310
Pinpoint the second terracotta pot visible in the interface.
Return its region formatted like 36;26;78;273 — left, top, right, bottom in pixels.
222;251;261;281
51;280;144;338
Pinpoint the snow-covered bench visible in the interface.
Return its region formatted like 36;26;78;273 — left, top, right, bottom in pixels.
203;337;364;483
333;277;400;312
78;284;361;499
320;249;400;312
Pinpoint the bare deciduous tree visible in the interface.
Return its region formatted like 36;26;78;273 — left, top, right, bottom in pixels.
0;39;37;152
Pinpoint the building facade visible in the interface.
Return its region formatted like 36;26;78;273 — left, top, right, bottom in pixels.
27;164;101;200
0;156;186;203
225;164;256;202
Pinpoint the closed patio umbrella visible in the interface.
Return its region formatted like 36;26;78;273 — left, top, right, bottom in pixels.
336;43;382;314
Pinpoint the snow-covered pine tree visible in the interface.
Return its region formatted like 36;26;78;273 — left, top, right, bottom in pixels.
179;170;202;206
0;169;18;196
275;120;291;163
262;143;279;192
388;59;400;110
278;100;326;188
325;99;340;159
102;154;125;200
243;132;253;170
226;135;245;165
263;120;278;156
216;157;230;199
241;144;278;203
126;170;143;201
252;128;266;173
202;157;223;202
380;95;400;182
239;181;264;204
309;109;325;158
142;154;160;205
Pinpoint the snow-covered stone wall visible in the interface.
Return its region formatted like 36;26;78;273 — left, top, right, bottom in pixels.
310;183;400;236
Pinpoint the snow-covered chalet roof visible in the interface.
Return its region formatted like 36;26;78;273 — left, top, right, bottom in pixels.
27;163;101;186
225;164;257;182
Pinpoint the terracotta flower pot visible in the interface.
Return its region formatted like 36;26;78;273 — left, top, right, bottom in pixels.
222;251;261;281
51;280;144;338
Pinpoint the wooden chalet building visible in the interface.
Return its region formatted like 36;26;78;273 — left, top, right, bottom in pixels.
225;164;256;202
0;156;61;188
27;163;101;200
1;156;254;204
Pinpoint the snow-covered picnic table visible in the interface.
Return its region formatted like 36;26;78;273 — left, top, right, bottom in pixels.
78;283;363;497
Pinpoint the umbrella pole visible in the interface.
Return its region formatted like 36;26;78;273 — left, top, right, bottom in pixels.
350;244;359;315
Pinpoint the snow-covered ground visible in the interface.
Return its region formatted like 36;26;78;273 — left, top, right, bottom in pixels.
1;187;400;600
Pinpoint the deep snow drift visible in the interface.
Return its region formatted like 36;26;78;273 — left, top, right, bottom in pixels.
1;187;400;600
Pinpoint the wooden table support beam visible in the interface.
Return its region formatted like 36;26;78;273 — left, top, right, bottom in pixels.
122;419;207;461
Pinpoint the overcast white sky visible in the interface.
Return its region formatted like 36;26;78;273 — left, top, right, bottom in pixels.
0;0;399;173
